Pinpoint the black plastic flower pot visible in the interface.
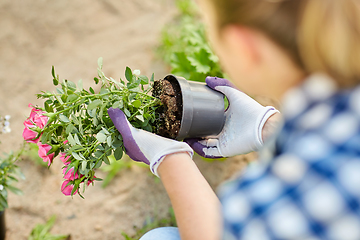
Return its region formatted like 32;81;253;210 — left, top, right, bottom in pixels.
153;75;225;140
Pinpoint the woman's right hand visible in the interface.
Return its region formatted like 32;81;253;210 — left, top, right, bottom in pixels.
185;76;279;158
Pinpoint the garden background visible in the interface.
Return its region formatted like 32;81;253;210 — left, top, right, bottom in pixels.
0;0;257;239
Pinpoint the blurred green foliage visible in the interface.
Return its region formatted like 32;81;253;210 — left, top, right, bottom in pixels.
28;215;69;240
0;145;25;211
157;0;224;82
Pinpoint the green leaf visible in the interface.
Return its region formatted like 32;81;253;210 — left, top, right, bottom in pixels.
150;73;154;82
69;145;83;152
56;88;64;94
65;124;75;134
52;66;59;86
112;100;123;109
59;114;70;123
128;93;137;101
51;66;56;78
88;99;102;110
132;100;141;108
47;144;59;155
135;115;144;122
94;151;103;158
95;160;102;168
74;134;81;145
89;87;95;94
67;134;76;146
101;127;110;135
0;195;8;209
103;155;110;165
114;148;123;160
0;189;8;200
187;49;211;74
139;75;149;85
67;94;78;102
6;185;23;196
125;67;133;82
112;138;123;148
93;78;99;85
71;113;80;125
96;145;105;151
96;132;107;142
66;80;77;91
87;108;96;118
98;57;103;69
106;136;112;147
123;108;131;117
128;86;140;92
100;88;110;95
44;101;53;113
81;161;87;172
105;146;112;156
72;152;84;160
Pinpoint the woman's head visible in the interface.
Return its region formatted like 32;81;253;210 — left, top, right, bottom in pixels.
199;0;360;98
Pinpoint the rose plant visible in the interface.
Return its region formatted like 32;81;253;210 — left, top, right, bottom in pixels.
23;58;160;197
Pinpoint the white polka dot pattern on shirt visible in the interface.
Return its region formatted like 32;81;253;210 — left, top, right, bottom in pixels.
338;159;360;197
247;176;283;204
222;192;251;223
282;87;308;119
323;112;359;144
298;103;333;130
267;199;309;239
272;153;307;183
242;219;270;240
293;134;332;161
327;215;360;240
303;182;345;222
302;74;337;101
242;161;267;180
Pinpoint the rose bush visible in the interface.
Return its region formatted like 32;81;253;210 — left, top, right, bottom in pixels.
23;58;160;197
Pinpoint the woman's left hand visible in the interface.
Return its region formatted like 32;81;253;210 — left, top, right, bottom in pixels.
107;107;193;177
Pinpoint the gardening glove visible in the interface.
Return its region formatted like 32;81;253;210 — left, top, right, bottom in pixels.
185;76;279;158
107;108;193;177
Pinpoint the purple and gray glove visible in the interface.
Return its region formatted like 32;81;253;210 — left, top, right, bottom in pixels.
185;77;279;158
107;108;193;177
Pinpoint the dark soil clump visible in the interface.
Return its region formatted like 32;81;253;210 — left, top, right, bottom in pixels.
153;77;182;139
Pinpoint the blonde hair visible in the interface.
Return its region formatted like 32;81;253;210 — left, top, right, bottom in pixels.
299;0;360;88
210;0;360;88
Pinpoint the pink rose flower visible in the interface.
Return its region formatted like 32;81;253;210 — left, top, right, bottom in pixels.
23;104;49;143
61;180;78;196
37;142;55;166
63;166;79;181
22;126;38;143
60;153;71;165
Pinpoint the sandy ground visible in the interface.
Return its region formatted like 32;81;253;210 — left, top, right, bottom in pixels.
0;1;253;239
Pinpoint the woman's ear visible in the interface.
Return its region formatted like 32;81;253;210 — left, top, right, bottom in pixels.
220;25;261;71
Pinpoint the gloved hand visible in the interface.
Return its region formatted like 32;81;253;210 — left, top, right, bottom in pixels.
185;77;279;158
107;108;194;177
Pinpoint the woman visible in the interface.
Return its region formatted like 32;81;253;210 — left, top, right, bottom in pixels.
108;0;360;239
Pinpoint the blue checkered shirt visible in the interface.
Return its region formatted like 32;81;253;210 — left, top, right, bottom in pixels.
219;74;360;240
